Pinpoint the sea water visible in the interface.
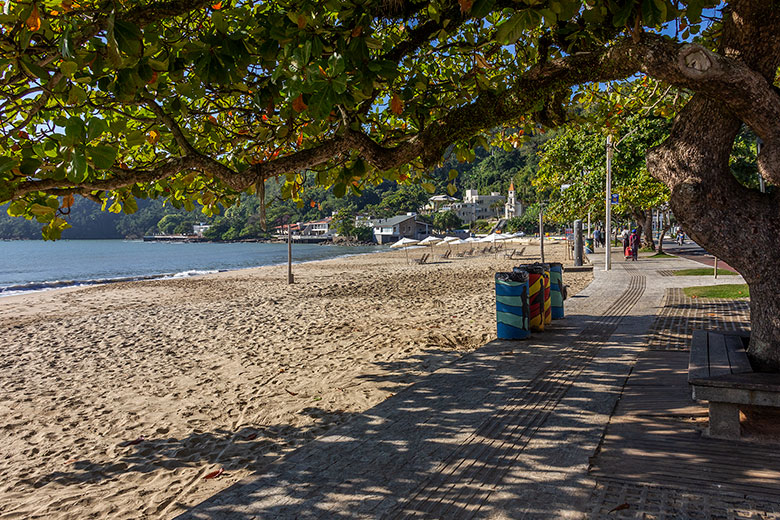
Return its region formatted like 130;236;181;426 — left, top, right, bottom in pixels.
0;240;382;296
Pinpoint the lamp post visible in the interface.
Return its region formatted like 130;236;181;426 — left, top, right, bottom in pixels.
539;203;545;264
605;134;613;271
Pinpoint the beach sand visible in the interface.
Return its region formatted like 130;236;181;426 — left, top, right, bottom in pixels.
0;242;591;519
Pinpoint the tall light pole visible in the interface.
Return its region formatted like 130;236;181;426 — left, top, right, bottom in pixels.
605;134;613;271
539;203;545;263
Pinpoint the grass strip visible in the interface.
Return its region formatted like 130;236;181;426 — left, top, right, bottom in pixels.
674;268;738;276
683;284;749;299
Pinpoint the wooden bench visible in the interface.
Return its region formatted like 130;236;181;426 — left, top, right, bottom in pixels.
688;330;780;440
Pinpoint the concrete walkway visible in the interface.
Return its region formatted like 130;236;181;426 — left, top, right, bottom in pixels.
179;248;754;519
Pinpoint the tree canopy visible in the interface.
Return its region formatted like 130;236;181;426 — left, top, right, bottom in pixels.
0;0;727;238
3;1;780;363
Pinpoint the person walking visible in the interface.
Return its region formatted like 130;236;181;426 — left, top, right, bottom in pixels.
623;230;631;260
629;229;640;261
593;228;601;248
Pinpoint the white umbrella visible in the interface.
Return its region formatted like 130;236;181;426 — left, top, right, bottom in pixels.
443;236;460;243
390;237;420;264
419;236;442;245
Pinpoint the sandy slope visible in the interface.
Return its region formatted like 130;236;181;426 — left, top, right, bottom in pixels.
0;242;591;519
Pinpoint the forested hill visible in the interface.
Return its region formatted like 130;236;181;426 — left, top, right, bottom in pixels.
1;133;548;240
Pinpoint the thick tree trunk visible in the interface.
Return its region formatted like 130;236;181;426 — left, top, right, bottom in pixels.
644;0;780;371
642;211;655;251
630;209;656;250
648;95;780;370
657;219;671;255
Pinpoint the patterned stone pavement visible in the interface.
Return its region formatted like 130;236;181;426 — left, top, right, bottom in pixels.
587;283;780;520
178;248;773;519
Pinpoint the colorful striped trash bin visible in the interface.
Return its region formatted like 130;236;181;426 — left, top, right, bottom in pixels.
495;271;531;340
537;263;552;326
514;265;545;332
548;262;564;319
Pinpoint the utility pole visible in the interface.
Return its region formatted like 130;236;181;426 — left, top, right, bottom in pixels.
605;134;613;271
539;204;545;264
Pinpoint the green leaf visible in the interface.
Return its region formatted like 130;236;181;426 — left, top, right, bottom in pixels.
30;203;55;217
421;182;435;193
67;152;88;182
447;183;457;196
65;117;86;140
88;145;117;170
0;156;18;174
87;118;108;140
19;157;41;176
126;130;145;146
7;200;26;216
332;182;346;198
495;13;524;44
60;60;78;77
123;194;138;214
448;168;459;181
114;20;143;56
67;85;87;105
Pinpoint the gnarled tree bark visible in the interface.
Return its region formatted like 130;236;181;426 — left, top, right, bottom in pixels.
646;0;780;370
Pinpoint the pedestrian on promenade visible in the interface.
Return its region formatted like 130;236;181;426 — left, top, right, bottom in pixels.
623;230;631;260
629;229;640;261
593;228;601;248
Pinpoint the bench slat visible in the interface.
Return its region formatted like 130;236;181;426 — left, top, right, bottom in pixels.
708;331;731;377
724;334;752;374
688;330;710;382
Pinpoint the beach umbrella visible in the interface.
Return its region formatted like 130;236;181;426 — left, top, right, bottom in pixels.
419;236;442;245
441;235;460;250
390;237;420;264
419;235;443;254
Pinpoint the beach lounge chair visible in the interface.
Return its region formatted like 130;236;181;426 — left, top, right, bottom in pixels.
411;253;429;264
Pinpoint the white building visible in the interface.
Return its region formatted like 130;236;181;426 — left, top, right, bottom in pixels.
444;189;505;224
193;223;211;236
505;181;520;219
301;217;333;236
366;214;433;244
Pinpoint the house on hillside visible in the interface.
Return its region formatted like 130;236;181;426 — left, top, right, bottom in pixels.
367;214;432;244
193;223;211;237
300;217;333;236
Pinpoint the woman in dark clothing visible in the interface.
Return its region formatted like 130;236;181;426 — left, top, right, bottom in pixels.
629;229;640;261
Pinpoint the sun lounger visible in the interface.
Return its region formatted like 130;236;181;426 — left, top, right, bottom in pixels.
411;253;429;264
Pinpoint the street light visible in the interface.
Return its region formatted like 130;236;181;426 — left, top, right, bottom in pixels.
605;134;613;271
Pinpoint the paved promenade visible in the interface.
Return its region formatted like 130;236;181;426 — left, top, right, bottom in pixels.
180;248;771;519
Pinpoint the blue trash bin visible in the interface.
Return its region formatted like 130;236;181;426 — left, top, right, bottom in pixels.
495;270;531;340
548;262;564;319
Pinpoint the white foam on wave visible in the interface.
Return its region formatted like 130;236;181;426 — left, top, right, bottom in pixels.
169;269;220;279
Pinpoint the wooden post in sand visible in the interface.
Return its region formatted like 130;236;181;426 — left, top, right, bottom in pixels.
288;223;294;284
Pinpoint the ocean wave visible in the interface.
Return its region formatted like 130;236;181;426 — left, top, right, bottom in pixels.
0;274;167;296
0;269;231;297
168;269;222;279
